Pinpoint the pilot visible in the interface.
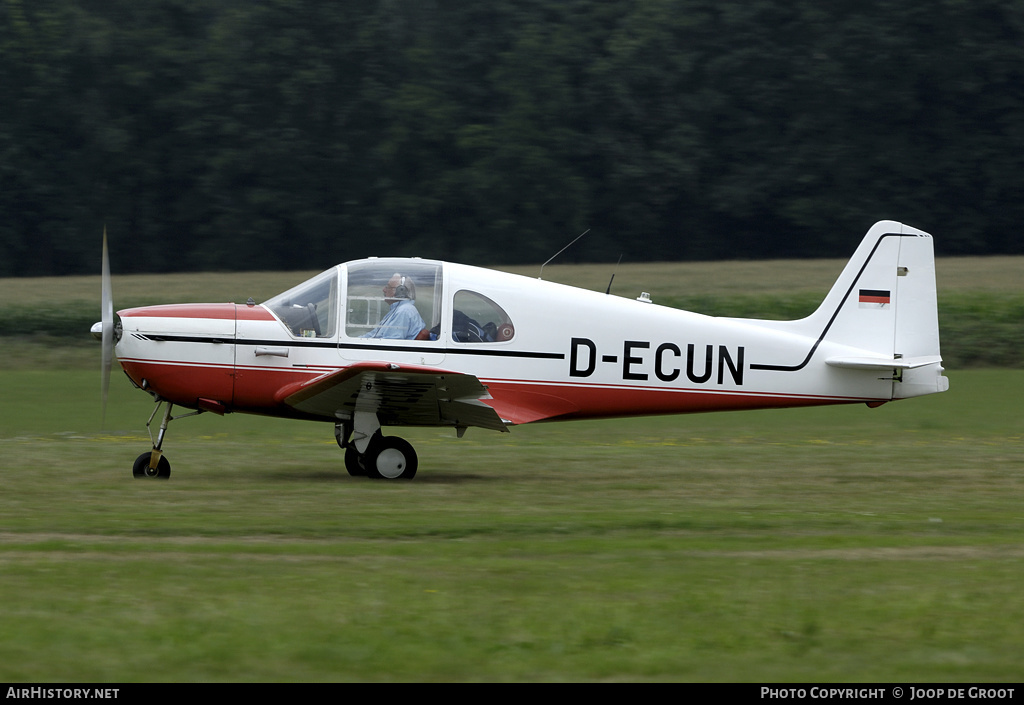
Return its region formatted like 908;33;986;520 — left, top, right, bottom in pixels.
361;273;430;340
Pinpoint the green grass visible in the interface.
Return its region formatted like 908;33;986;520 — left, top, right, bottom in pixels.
1;368;1022;681
0;259;1021;681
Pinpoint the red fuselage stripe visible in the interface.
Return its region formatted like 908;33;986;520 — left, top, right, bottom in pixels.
118;304;275;321
119;356;881;421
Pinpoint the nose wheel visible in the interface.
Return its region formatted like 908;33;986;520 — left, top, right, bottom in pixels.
133;451;171;478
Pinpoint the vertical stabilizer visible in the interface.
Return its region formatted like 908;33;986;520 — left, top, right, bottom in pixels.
750;221;948;399
816;221;947;398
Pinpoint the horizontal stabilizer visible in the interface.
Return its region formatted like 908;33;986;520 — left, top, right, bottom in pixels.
825;355;943;370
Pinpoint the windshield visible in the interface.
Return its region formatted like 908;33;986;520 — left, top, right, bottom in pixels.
264;268;339;338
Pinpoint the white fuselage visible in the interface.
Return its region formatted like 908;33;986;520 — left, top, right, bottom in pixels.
115;256;914;426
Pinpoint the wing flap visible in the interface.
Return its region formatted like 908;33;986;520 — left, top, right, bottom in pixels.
438;398;510;433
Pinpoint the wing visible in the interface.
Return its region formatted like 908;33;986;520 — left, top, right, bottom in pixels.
275;361;509;433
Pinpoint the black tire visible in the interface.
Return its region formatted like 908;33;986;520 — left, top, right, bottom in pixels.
364;436;417;480
344;445;367;476
132;451;171;479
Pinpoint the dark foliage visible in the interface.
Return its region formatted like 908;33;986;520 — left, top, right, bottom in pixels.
2;0;1021;275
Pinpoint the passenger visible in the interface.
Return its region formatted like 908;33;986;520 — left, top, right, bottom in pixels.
361;273;429;340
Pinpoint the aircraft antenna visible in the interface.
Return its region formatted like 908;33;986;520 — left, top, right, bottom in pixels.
605;254;623;295
539;229;589;280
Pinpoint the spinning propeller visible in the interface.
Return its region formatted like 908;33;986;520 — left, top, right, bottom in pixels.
91;228;116;426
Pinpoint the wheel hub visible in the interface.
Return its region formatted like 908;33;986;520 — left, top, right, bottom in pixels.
375;448;407;479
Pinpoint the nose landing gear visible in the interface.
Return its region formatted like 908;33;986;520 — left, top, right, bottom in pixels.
132;400;204;480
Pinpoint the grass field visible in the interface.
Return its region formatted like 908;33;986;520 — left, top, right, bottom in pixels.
2;370;1023;681
1;258;1022;682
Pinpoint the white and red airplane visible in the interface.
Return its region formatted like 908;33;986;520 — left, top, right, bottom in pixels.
94;220;947;480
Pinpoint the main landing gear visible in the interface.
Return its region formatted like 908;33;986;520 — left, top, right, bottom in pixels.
335;413;418;480
132;400;203;479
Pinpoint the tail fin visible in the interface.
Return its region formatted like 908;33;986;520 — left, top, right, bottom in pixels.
753;221;948;399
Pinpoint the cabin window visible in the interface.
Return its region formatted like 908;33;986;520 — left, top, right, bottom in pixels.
264;268;338;338
345;261;442;341
452;290;515;343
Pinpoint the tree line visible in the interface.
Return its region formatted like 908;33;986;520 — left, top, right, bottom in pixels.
2;0;1022;276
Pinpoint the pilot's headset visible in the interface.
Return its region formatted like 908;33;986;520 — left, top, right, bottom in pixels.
393;275;413;300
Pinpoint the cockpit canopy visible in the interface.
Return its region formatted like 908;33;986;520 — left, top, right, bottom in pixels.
263;259;515;344
345;260;443;339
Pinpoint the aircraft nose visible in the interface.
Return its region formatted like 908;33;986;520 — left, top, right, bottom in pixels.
91;321;103;341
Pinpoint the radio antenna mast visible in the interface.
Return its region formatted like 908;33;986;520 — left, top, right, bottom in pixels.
605;254;624;295
539;229;589;280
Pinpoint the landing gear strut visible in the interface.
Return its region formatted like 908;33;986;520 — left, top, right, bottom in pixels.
335;416;418;480
132;400;203;480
